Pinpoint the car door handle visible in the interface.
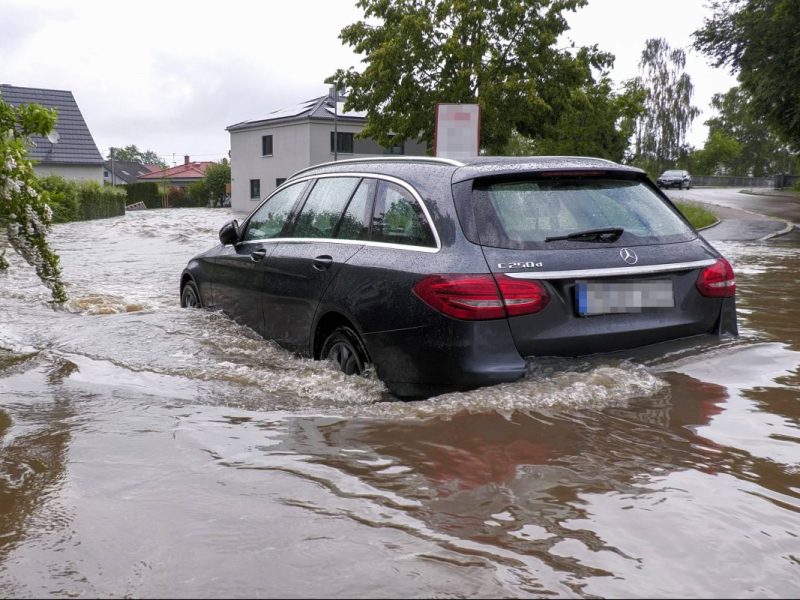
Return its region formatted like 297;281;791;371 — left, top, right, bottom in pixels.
250;248;267;261
312;255;333;271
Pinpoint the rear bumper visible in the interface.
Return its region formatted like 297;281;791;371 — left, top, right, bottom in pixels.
363;318;527;397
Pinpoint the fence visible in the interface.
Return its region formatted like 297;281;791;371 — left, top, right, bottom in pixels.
692;174;799;189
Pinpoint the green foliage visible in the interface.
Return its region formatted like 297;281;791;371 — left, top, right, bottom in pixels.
75;181;126;220
329;0;615;154
505;77;646;162
38;177;126;221
675;201;719;229
631;38;700;176
187;180;209;207
167;186;208;208
203;161;230;207
38;175;80;222
694;0;800;150
696;86;797;176
109;144;167;168
0;93;66;303
125;181;161;208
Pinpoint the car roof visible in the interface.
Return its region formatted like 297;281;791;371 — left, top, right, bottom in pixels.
287;155;644;185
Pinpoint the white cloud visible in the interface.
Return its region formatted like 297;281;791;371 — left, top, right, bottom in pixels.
1;0;737;162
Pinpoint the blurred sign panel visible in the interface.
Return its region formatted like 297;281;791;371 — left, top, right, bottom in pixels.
434;103;480;159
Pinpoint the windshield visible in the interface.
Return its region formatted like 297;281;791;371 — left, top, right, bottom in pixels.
472;178;695;250
662;170;684;176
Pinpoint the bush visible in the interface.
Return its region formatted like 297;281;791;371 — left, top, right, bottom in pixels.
36;176;125;222
77;181;126;220
38;175;80;223
125;181;160;208
167;184;209;208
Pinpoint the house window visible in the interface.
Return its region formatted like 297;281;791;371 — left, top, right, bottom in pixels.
276;178;286;187
262;135;273;156
330;132;354;154
383;138;404;155
104;170;109;178
250;179;261;199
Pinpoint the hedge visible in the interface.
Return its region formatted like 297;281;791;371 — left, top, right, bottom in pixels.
125;181;161;208
38;176;126;222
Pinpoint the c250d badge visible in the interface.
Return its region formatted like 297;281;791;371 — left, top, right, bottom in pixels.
497;261;543;269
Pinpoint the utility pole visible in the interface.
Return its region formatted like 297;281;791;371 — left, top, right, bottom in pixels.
110;147;116;186
333;85;339;161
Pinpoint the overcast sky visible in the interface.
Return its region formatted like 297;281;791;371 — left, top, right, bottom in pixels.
1;0;737;166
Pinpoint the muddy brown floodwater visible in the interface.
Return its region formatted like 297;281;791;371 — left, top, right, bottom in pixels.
1;208;798;598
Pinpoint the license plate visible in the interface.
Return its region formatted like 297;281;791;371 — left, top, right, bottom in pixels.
576;280;675;316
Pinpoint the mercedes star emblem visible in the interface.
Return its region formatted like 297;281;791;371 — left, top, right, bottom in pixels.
619;248;638;265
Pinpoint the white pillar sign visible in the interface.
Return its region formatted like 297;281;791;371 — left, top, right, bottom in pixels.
434;103;480;159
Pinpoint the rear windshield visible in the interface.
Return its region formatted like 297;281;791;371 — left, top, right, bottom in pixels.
472;178;695;249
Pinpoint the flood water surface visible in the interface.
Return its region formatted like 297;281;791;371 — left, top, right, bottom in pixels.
1;209;798;597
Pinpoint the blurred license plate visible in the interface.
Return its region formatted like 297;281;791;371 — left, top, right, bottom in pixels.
576;280;674;316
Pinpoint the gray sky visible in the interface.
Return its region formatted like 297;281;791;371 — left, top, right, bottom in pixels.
1;0;736;166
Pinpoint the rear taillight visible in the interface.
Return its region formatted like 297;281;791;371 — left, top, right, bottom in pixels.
412;274;550;320
696;258;736;297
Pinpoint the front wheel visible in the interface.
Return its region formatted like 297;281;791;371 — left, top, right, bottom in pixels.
181;280;202;308
320;326;369;376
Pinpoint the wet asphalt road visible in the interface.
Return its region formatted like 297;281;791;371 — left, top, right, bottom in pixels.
664;187;798;242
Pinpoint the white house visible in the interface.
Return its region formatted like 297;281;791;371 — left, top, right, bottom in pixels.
0;84;104;183
226;93;427;213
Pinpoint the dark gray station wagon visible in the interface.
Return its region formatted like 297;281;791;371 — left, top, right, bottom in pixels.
180;156;737;398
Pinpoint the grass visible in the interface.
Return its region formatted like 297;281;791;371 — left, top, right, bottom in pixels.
675;201;719;229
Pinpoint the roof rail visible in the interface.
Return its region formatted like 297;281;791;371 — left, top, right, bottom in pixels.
287;156;464;180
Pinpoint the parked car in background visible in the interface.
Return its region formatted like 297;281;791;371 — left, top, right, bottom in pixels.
657;169;692;189
180;156;737;399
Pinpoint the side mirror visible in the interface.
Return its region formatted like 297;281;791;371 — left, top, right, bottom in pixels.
219;219;240;245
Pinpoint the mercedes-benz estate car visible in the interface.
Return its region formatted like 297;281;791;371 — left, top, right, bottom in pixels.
657;169;692;189
180;156;737;398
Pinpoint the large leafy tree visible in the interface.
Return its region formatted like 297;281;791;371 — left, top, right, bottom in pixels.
693;0;800;150
109;144;167;168
631;38;700;176
698;86;796;176
329;0;615;154
0;95;66;303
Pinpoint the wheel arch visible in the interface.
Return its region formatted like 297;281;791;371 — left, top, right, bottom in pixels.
312;310;368;361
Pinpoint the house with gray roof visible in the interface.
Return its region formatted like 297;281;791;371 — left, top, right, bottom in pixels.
0;84;104;183
103;159;159;185
227;91;426;213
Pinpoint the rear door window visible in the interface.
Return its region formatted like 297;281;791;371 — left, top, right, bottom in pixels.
371;181;436;248
242;181;306;241
335;178;375;241
291;177;361;239
474;178;695;249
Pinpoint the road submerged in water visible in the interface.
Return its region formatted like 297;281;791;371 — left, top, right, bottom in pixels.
1;204;798;598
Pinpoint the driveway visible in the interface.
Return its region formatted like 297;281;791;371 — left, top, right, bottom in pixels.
663;187;798;242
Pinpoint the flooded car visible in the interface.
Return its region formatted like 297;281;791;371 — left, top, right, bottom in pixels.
180;156;737;397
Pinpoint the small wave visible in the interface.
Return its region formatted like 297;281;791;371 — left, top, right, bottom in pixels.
350;360;668;419
65;294;149;315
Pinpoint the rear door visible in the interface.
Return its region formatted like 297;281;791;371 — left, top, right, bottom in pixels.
468;175;724;355
260;176;369;352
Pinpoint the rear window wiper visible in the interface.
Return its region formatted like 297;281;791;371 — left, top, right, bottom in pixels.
545;227;624;243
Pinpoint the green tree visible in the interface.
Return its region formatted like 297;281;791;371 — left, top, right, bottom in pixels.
0;95;66;303
203;160;231;207
631;38;700;176
510;77;646;162
691;130;742;175
693;0;800;150
701;86;796;176
109;144;167;168
329;0;613;153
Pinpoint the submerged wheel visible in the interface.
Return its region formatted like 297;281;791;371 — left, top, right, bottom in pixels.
181;280;201;308
320;326;369;376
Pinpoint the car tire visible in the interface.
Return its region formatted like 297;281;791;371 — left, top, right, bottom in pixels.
321;326;369;376
181;280;202;308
